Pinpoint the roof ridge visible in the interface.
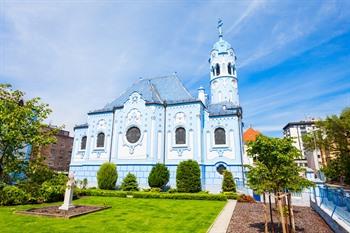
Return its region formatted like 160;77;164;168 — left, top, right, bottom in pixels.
148;80;163;103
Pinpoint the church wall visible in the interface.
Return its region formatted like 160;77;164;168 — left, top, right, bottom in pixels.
164;103;203;164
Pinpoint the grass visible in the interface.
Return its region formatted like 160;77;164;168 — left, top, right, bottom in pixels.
0;196;226;233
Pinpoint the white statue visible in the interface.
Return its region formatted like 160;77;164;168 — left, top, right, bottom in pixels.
59;172;76;211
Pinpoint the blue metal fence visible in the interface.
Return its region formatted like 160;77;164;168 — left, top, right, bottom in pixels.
313;185;350;226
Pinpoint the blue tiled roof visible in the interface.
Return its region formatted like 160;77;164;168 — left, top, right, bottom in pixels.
90;75;196;113
74;123;88;130
208;102;241;117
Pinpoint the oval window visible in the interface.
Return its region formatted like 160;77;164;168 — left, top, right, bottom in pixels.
126;127;141;143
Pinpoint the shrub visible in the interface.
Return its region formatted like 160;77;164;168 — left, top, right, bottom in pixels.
40;173;67;202
222;170;236;192
80;189;128;198
97;162;118;190
238;194;255;203
148;163;170;188
150;187;161;192
168;188;177;193
0;186;28;205
223;192;239;200
78;189;227;201
121;173;139;191
176;160;201;193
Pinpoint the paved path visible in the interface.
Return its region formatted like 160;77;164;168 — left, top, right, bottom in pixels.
207;200;237;233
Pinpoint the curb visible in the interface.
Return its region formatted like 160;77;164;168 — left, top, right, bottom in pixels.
207;200;237;233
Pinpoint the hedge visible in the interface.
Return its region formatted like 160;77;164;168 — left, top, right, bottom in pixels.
80;189;228;201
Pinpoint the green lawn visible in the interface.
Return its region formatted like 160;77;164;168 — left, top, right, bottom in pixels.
0;196;226;233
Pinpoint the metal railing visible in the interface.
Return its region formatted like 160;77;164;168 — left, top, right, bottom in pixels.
311;185;350;226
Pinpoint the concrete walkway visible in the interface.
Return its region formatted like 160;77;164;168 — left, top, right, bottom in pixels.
207;200;237;233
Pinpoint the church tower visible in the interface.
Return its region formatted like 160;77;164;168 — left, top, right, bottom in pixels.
209;20;239;105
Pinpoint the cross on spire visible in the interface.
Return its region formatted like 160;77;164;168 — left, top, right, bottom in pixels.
217;19;223;39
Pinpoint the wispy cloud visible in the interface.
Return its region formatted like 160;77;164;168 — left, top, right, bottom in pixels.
1;0;349;137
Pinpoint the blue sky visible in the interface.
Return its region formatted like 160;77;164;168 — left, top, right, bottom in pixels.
1;0;350;137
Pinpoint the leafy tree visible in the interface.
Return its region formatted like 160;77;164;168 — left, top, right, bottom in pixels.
97;162;118;190
148;163;169;188
246;135;314;233
222;170;236;192
246;135;314;194
121;173;139;191
176;160;201;193
0;84;56;183
303;107;350;184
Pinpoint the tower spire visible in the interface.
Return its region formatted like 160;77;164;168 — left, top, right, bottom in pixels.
217;18;223;40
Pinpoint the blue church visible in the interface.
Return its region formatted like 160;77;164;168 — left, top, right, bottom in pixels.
69;21;247;193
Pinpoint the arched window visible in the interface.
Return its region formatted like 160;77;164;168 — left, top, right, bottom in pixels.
96;132;105;148
214;128;226;145
175;127;186;144
228;63;232;75
211;66;215;76
215;63;220;76
81;136;87;150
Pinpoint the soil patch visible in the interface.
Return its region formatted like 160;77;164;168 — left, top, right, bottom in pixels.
17;205;110;219
227;202;333;233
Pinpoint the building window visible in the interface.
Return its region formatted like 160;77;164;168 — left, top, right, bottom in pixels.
215;63;220;76
211;66;215;76
215;128;226;145
228;63;232;75
96;132;105;148
175;127;186;145
216;164;226;175
126;126;141;143
81;136;87;150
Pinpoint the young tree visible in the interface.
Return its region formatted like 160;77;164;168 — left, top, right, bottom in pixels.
246;135;313;194
0;84;56;183
246;135;314;233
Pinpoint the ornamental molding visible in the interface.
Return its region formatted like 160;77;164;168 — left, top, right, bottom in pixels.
122;125;144;155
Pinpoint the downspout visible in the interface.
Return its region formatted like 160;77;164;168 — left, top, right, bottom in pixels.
163;101;167;164
239;108;245;186
108;109;115;162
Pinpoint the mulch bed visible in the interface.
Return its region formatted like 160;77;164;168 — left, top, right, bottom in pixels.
227;202;334;233
17;205;110;219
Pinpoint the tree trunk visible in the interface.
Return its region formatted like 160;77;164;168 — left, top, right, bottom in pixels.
269;193;275;233
263;193;268;233
287;193;296;233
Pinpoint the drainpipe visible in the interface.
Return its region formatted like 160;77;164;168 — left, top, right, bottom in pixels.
108;109;115;163
163;101;167;164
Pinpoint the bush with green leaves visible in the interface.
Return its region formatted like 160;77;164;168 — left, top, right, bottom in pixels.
97;162;118;190
40;173;67;202
121;173;139;191
222;170;236;192
148;163;170;188
176;160;201;193
0;185;28;205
